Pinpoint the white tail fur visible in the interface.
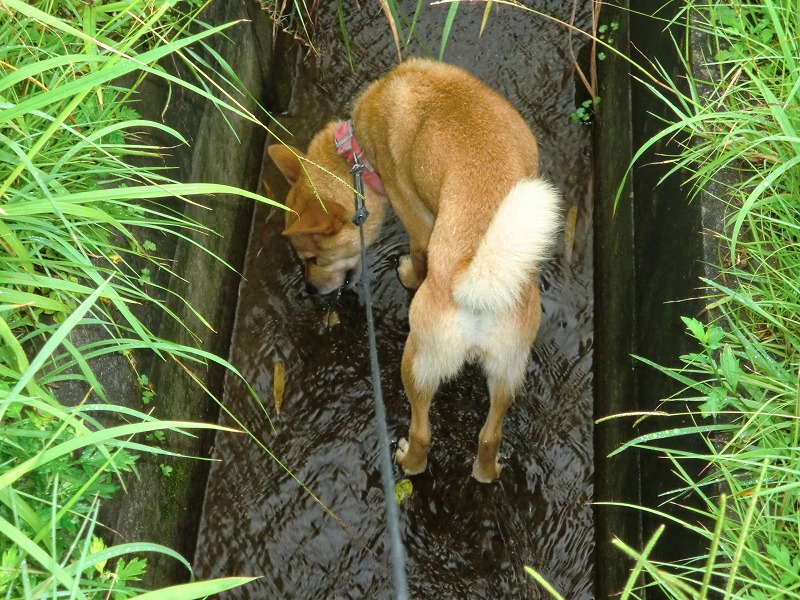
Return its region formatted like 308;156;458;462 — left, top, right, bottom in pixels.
453;178;561;313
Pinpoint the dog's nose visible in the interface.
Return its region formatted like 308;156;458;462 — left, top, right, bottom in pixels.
305;282;319;295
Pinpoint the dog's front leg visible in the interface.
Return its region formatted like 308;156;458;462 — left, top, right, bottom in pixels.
391;197;430;290
397;248;427;290
396;337;434;474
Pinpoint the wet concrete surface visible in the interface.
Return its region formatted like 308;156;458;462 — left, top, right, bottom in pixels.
194;1;594;597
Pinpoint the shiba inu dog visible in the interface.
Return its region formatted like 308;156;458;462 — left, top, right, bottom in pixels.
268;58;561;482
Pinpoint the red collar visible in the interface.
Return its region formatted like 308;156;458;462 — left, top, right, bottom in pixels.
333;120;386;196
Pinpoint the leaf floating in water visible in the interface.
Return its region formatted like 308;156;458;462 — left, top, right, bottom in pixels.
394;478;413;504
564;205;578;263
273;361;285;415
324;309;340;328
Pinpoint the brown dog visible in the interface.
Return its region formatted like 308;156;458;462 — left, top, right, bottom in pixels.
269;58;561;482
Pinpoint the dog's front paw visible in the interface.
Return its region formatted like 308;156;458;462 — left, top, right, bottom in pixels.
397;255;423;290
471;459;502;483
396;437;427;475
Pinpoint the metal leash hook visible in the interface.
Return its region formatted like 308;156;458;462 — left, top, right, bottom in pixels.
349;151;409;600
350;152;370;226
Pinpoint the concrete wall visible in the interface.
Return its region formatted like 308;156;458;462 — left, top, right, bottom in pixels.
99;1;276;588
593;3;640;593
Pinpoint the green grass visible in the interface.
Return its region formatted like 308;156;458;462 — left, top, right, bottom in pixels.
617;1;800;597
0;0;277;596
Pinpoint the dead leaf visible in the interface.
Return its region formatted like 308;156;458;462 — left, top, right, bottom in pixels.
324;309;340;328
379;0;402;62
273;361;285;415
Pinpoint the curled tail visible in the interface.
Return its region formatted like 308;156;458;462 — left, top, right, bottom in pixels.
453;178;561;313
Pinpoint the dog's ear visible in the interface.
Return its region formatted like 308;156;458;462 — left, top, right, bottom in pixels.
282;202;351;237
268;144;305;184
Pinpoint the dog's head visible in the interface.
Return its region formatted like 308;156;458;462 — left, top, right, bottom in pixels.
268;123;386;296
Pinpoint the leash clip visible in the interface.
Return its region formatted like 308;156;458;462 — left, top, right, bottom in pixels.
352;205;369;226
350;152;370;226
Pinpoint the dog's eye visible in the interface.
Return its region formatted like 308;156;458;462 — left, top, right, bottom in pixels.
305;257;317;265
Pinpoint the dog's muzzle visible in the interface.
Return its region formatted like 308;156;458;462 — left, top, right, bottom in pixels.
304;264;361;296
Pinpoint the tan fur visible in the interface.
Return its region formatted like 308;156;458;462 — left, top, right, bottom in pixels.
267;125;388;294
269;59;561;482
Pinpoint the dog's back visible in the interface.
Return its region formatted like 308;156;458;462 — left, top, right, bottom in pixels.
353;59;559;309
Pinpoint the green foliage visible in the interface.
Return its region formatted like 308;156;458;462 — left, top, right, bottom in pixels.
568;18;618;124
605;1;800;598
90;536;148;590
594;20;619;63
0;0;276;597
597;20;619;45
570;97;601;124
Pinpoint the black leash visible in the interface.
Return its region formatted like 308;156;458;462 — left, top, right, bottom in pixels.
350;155;409;600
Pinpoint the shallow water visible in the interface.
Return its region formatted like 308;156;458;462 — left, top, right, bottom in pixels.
194;1;595;598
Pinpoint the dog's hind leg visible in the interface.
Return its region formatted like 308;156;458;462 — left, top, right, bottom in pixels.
396;282;466;475
395;337;436;475
472;286;542;482
472;380;516;483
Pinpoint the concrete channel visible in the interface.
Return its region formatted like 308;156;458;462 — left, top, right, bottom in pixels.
99;0;716;596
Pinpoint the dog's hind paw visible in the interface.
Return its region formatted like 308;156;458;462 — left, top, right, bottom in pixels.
471;459;502;483
395;437;427;475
